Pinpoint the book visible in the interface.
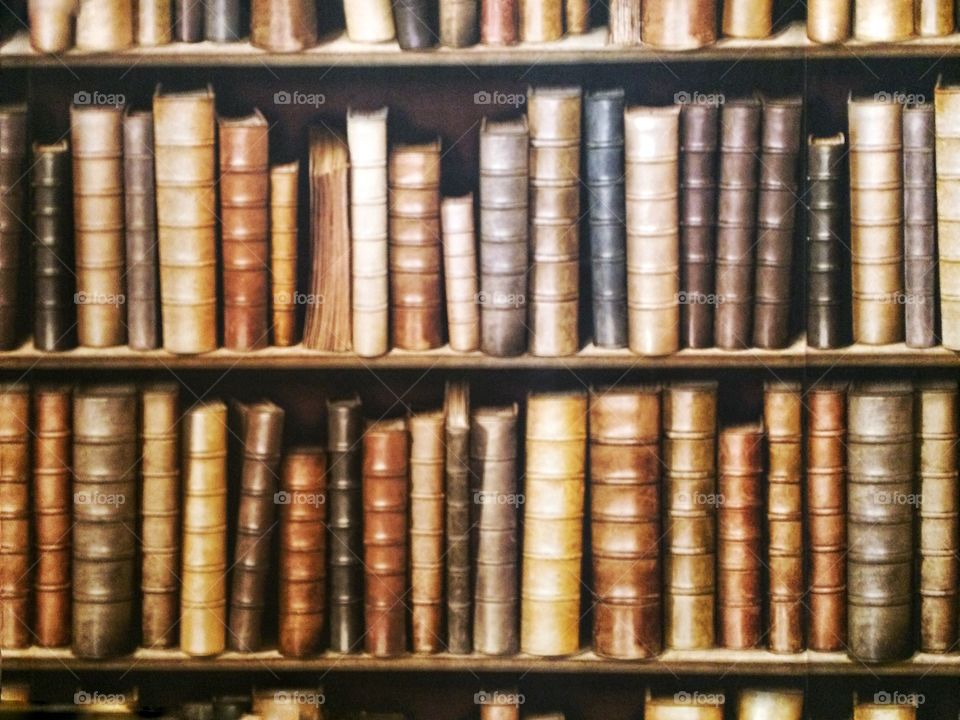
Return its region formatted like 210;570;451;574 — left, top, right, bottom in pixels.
519;0;562;41
174;0;204;42
0;104;25;351
0;384;30;648
440;0;479;46
852;694;918;719
807;0;851;42
344;0;396;42
270;161;299;347
917;0;954;35
445;380;472;653
737;689;804;719
481;0;517;44
206;0;242;42
641;0;717;49
442;194;480;352
936;80;960;350
566;0;589;34
607;0;641;44
853;0;914;41
251;0;318;50
75;0;133;50
28;0;74;52
137;0;172;45
722;0;772;38
394;0;435;49
645;690;724;719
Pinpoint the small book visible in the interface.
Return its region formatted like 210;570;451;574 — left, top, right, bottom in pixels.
722;0;773;38
394;0;435;49
737;689;804;720
645;690;724;719
28;0;76;52
918;0;954;35
807;0;851;42
174;0;204;42
519;0;562;41
607;0;641;44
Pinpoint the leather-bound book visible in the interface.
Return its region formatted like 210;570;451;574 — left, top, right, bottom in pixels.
519;0;562;41
219;111;270;352
937;80;960;350
181;401;228;657
664;381;718;650
228;401;285;652
608;0;640;44
806;384;847;652
589;387;662;659
471;404;519;655
28;0;75;52
916;380;958;653
409;411;445;652
737;689;804;719
723;0;772;38
207;0;242;42
153;86;218;355
482;0;517;44
394;0;435;49
645;690;724;719
807;134;847;350
479;692;521;720
72;385;138;658
918;0;954;35
903;103;938;348
327;396;364;653
529;87;581;357
140;383;180;649
279;447;327;657
478;116;528;357
137;0;173;46
753;97;802;349
0;385;30;649
174;0;203;41
347;108;389;357
566;0;589;34
0;682;30;705
765;382;804;653
75;0;133;50
849;97;904;345
642;0;717;49
305;127;352;352
31;139;75;351
0;105;25;351
344;0;396;42
252;0;319;50
389;140;444;351
445;380;472;653
853;0;914;41
852;694;918;720
32;385;71;648
363;418;409;656
441;194;480;352
585;89;627;349
124;110;160;351
625;105;680;356
847;382;914;662
717;424;764;649
441;0;478;46
521;391;586;657
680;102;719;349
715;98;761;349
807;0;851;42
271;161;299;347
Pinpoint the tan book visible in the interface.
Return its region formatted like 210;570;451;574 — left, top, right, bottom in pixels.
936;79;960;350
442;194;480;353
807;0;851;42
270;161;299;347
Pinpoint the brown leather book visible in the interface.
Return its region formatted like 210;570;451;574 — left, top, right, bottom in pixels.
723;0;772;38
717;424;764;650
852;694;918;719
566;0;589;33
625;106;680;356
481;0;517;44
442;194;480;353
737;689;804;719
28;0;76;52
271;161;299;347
645;690;725;719
589;387;662;659
916;380;959;653
181;401;228;657
847;382;914;662
807;0;851;42
363;418;409;656
849;97;904;345
138;0;173;46
389;139;444;351
140;383;180;649
806;384;847;652
764;382;804;654
519;0;562;41
917;0;954;35
440;0;479;46
75;0;134;50
936;80;960;351
72;385;138;658
0;385;30;649
478;692;522;720
32;385;71;648
251;0;317;51
608;0;641;44
343;0;396;42
664;381;718;650
409;411;445;653
528;87;582;357
219;111;270;352
642;0;717;49
71;103;127;348
305;127;352;352
445;380;472;653
0;104;26;351
854;0;914;40
521;392;587;657
278;447;327;658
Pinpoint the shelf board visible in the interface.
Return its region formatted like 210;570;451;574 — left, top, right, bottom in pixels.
4;23;960;68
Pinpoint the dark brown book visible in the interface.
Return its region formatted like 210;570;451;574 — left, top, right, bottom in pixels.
271;161;299;347
445;381;472;654
394;0;436;49
481;0;517;44
0;105;25;351
0;385;30;649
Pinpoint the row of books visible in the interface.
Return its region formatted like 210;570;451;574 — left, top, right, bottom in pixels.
1;378;957;664
19;0;960;53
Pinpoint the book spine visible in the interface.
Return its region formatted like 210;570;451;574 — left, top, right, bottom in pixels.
917;0;954;35
737;689;804;719
641;0;717;49
75;0;134;50
722;0;773;38
646;691;725;719
853;0;914;41
270;161;299;347
394;0;436;49
137;0;173;46
936;81;960;350
0;384;30;648
343;0;397;42
481;0;518;44
442;194;480;353
28;0;75;52
251;0;319;50
607;0;641;44
174;0;204;42
446;390;473;654
0;105;25;351
565;0;589;34
519;0;562;41
440;0;479;46
207;0;243;42
807;0;851;42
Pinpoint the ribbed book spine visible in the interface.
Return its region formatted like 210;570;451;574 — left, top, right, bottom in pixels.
0;384;30;648
0;106;25;350
441;194;480;352
270;161;299;347
936;81;960;349
445;381;472;653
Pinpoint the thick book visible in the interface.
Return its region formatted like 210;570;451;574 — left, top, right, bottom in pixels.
347;108;389;357
75;0;133;50
481;0;517;44
279;447;327;657
174;0;204;41
0;385;30;649
28;0;74;52
471;404;519;656
936;80;960;350
153;86;218;355
585;89;627;349
228;401;285;652
608;0;641;44
344;0;396;42
442;194;480;352
645;690;724;719
849;97;904;345
528;87;582;357
641;0;717;49
722;0;772;38
589;387;662;659
138;0;172;45
918;0;954;35
124;110;160;351
853;0;914;41
219;111;270;352
251;0;318;50
0;105;25;350
847;382;914;662
140;383;180;649
394;0;435;48
440;0;478;46
521;391;587;657
717;424;764;649
445;380;472;653
327;396;364;653
207;0;242;42
271;161;299;347
32;385;71;648
625;105;680;356
305;127;352;352
362;418;409;657
663;381;718;650
181;401;228;657
72;385;138;658
71;103;127;348
478;116;529;357
737;689;804;719
519;0;561;41
31;139;75;351
807;0;851;42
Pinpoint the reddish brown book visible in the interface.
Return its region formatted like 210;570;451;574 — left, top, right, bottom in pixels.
1;385;31;648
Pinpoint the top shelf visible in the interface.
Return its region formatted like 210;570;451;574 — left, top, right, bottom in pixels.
4;22;960;68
